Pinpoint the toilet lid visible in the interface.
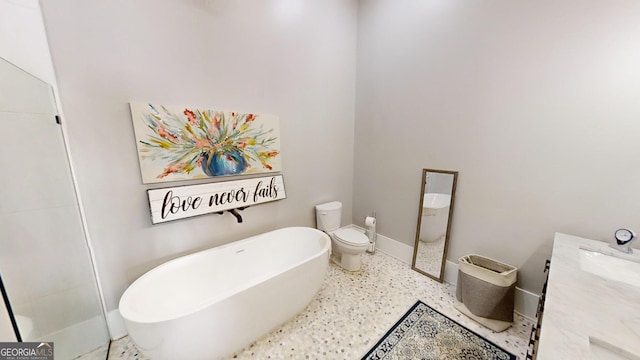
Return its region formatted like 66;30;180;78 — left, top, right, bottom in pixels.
334;228;369;245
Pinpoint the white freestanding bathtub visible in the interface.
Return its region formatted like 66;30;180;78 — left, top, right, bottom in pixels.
118;227;331;360
420;193;452;242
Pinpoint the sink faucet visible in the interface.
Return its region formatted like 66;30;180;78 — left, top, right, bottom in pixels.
610;228;637;254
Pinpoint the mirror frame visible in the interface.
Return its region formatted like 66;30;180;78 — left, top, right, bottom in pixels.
411;168;458;282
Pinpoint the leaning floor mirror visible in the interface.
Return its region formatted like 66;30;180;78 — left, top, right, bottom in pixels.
411;169;458;282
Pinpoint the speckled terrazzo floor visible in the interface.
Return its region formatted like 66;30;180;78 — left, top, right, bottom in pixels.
106;250;534;360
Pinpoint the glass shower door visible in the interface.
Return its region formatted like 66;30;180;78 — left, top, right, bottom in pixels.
0;58;110;359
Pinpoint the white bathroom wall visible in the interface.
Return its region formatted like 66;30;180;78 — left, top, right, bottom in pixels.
427;172;454;195
39;0;358;317
354;0;640;294
0;0;56;86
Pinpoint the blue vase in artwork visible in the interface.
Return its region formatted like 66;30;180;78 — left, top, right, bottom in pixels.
202;150;248;176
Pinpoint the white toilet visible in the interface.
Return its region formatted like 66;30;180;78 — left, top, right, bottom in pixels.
315;201;370;271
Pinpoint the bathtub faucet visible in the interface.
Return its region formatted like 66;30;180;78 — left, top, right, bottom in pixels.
215;206;249;223
227;209;243;223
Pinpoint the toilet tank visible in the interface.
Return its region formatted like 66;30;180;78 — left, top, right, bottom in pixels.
315;201;342;232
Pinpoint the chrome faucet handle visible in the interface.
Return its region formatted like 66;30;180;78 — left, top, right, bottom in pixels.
610;228;636;254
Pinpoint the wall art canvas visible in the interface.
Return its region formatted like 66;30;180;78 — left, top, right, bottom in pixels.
129;102;281;184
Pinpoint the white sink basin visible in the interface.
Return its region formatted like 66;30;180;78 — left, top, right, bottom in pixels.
589;337;640;360
579;247;640;288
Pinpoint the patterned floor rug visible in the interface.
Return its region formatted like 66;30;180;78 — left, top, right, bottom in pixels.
362;300;516;360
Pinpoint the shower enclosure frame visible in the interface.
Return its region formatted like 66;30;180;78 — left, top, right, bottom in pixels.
0;56;111;358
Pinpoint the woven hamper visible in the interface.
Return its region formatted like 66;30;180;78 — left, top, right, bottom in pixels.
455;254;517;332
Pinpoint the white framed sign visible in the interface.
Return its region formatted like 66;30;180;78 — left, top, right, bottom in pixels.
147;175;286;224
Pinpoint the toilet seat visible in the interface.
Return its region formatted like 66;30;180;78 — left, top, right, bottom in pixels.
333;228;369;246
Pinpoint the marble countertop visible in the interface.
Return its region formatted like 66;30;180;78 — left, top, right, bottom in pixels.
537;233;640;359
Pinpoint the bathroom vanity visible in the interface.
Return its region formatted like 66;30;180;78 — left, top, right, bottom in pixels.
533;233;640;359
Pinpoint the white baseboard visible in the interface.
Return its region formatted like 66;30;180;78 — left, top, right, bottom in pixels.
443;259;459;285
514;287;540;320
106;309;127;340
371;231;414;264
36;315;109;359
353;226;539;320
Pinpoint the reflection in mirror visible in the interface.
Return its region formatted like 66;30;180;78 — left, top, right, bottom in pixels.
411;169;458;282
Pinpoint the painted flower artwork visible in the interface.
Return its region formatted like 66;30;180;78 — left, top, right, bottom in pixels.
129;102;281;184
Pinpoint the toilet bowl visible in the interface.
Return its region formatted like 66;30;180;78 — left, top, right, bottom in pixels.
330;228;370;271
315;201;370;271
